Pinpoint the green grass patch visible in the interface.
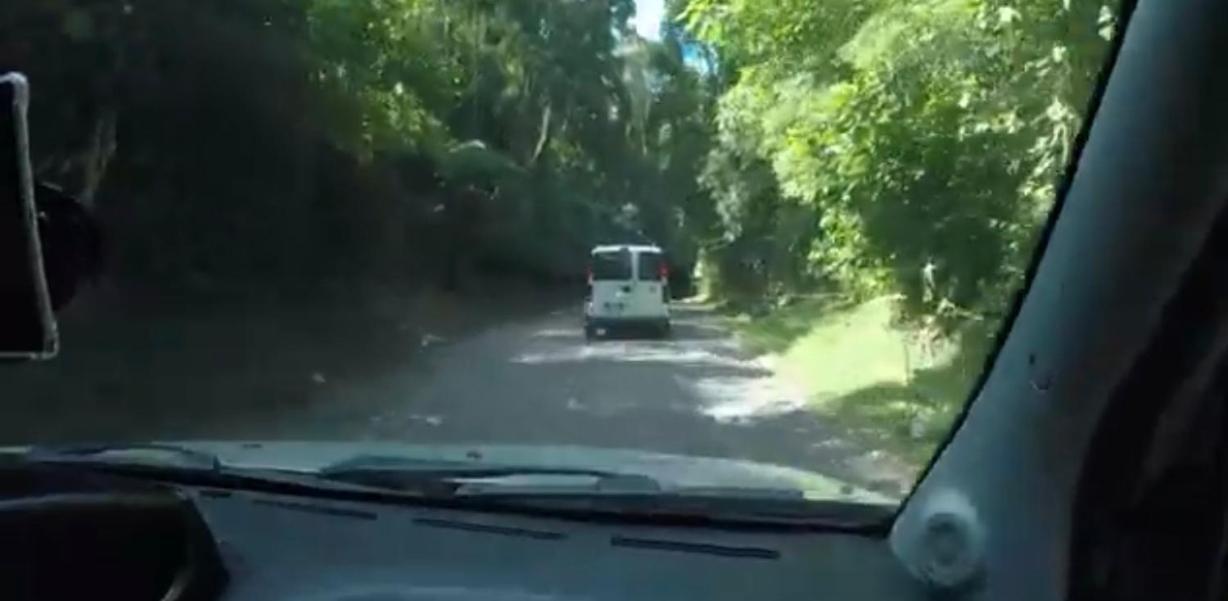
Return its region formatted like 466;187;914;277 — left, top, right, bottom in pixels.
729;296;993;469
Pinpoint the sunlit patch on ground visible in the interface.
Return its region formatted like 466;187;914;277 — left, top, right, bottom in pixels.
528;327;583;340
731;296;985;467
510;341;756;370
688;376;808;424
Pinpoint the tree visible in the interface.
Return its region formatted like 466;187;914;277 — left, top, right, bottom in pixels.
3;0;713;294
679;0;1116;318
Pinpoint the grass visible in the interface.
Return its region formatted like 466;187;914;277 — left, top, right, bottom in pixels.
728;295;992;469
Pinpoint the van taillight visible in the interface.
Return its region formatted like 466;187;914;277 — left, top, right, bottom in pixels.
586;264;593;285
658;262;669;281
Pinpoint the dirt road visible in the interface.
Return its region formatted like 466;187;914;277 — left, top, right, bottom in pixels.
289;303;913;495
4;299;912;495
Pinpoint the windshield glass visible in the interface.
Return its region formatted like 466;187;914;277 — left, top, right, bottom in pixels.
2;0;1117;508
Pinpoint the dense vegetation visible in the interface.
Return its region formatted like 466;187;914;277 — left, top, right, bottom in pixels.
3;0;712;297
3;0;1114;321
682;0;1115;322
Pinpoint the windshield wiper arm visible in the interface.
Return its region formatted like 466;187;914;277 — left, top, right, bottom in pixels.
14;448;662;499
317;455;662;495
320;454;625;477
9;449;889;529
19;443;222;471
11;444;438;499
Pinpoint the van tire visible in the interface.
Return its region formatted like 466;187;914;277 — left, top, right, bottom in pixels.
584;323;597;341
656;322;671;339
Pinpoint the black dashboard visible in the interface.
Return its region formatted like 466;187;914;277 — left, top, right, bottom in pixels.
1;466;920;601
202;487;916;601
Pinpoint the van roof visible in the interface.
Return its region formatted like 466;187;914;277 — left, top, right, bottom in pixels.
591;244;662;254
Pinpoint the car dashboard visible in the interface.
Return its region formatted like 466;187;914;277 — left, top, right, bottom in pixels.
1;465;922;601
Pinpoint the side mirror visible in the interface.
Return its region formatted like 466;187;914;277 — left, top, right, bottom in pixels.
0;73;57;359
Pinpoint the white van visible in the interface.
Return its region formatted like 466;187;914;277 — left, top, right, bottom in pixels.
584;245;670;339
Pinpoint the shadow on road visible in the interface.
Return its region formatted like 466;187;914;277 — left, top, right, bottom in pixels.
0;289;563;444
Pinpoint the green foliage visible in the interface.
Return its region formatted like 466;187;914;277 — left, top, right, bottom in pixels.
3;0;1121;462
4;0;1115;309
3;0;715;292
683;0;1116;320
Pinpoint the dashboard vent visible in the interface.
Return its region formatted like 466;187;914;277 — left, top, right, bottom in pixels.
251;498;378;521
413;517;565;540
610;536;779;559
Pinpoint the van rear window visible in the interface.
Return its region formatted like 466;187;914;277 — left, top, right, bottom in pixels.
637;252;664;281
591;251;632;280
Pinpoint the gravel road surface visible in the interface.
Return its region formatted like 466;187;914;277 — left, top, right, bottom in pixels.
5;300;912;495
293;303;913;495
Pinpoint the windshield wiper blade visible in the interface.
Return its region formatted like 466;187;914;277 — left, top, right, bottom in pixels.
11;445;437;498
13;448;644;499
18;443;222;471
317;455;661;495
8;449;889;528
320;454;623;477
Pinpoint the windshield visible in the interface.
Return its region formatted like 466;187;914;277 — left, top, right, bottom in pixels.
2;1;1117;510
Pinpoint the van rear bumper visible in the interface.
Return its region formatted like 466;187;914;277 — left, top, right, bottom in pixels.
585;315;670;330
